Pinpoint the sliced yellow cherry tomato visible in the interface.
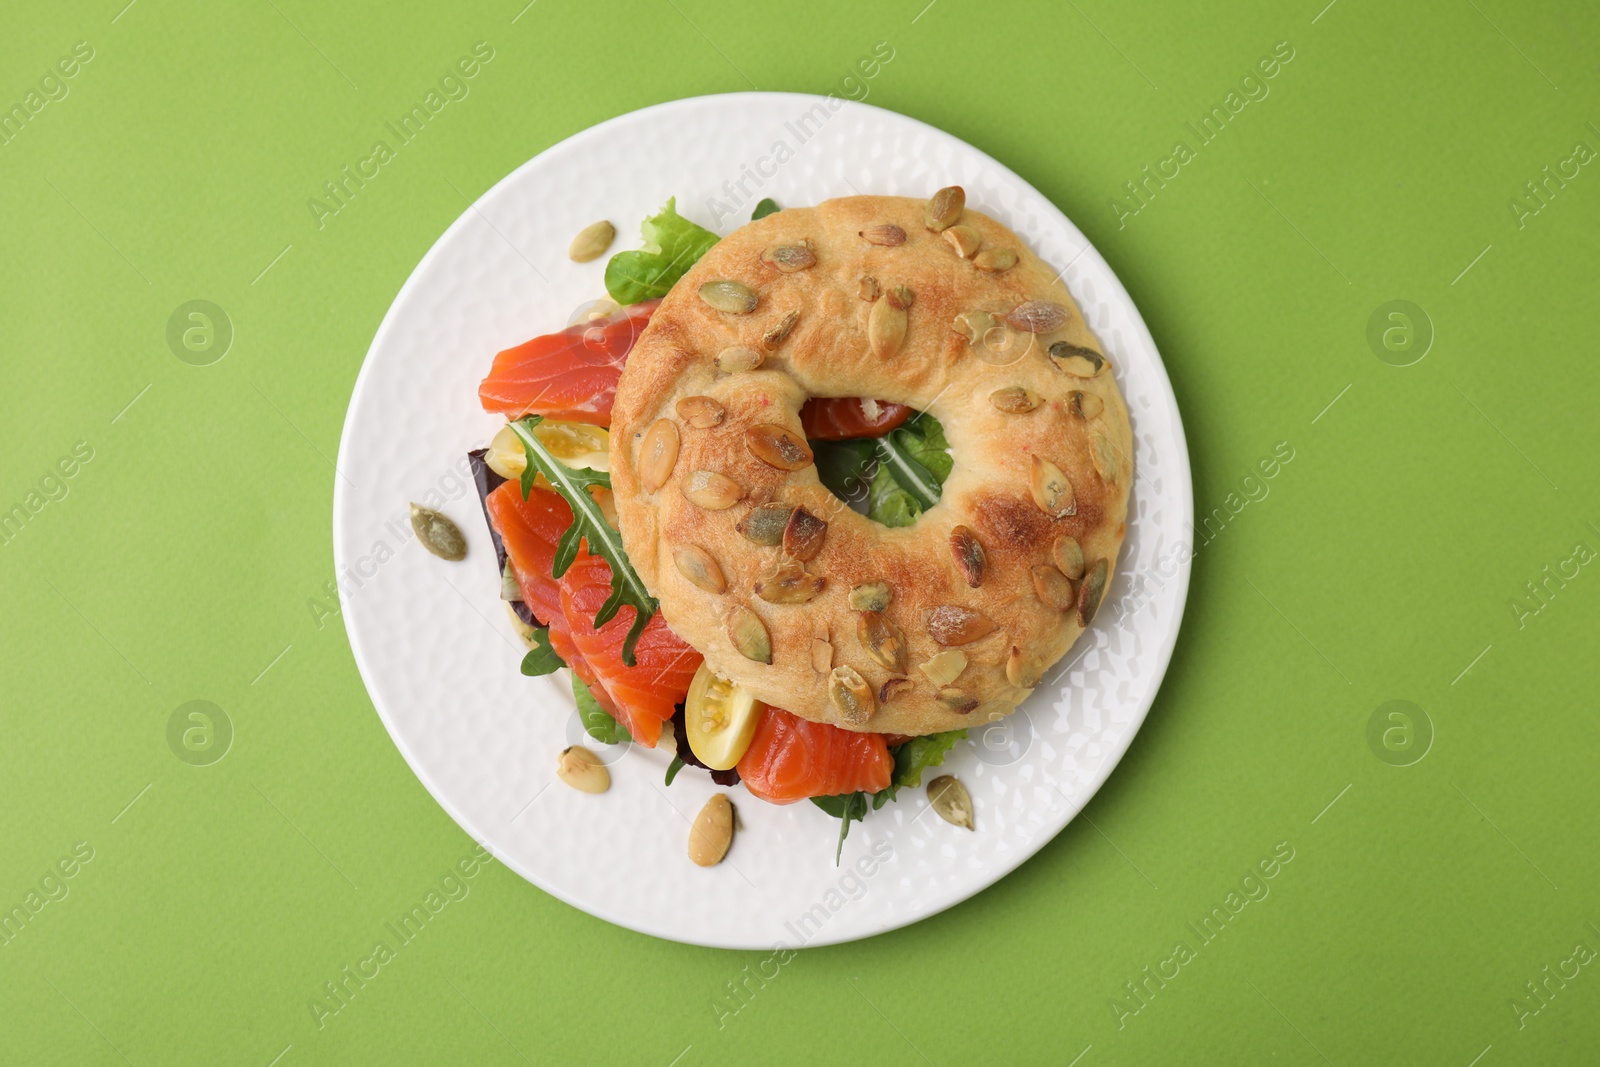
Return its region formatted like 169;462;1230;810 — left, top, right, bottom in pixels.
485;420;611;482
684;662;762;771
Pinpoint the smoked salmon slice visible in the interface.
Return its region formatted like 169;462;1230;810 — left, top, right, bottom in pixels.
559;551;701;748
478;300;660;427
736;707;893;804
485;481;622;721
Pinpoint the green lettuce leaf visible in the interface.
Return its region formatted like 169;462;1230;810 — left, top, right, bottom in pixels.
519;628;563;676
664;755;685;786
812;438;875;509
751;197;780;220
604;198;720;305
510;416;658;666
865;415;951;527
873;729;968;808
574;676;630;745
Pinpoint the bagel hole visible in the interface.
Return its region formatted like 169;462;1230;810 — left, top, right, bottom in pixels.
806;404;950;528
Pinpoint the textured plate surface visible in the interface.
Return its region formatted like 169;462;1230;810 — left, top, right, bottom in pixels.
333;92;1192;949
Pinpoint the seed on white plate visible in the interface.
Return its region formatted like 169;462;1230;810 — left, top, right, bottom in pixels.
557;746;609;794
928;775;974;829
688;794;735;866
410;504;467;561
568;220;615;262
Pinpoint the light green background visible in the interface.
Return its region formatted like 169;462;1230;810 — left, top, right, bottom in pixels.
3;0;1597;1063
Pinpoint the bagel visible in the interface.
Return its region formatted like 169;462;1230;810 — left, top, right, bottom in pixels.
609;192;1132;736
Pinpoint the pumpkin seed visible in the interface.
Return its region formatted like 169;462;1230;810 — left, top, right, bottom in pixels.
674;544;727;593
1049;341;1105;376
715;345;764;373
949;525;987;588
745;423;814;470
924;185;965;232
849;582;891;613
859;275;879;301
737;503;796;546
1077;558;1108;627
1031;564;1077;611
683;470;744;510
568;220;615;263
754;559;825;604
1092;433;1119;484
688;794;734;866
928;775;974;829
1005;644;1043;689
951;309;999;346
860;224;906;246
699;279;758;314
1007;301;1070;334
857;610;908;673
828;665;875;725
726;606;772;662
1051;535;1086;580
782;506;827;561
942;224;981;258
879;676;913;703
810;638;833;673
918;649;967;687
410;504;466;561
937;688;979;714
761;310;800;350
973;247;1017;272
557;746;609;794
638;418;680;493
1069;390;1105;419
868;298;907;358
1029;456;1077;518
989;386;1041;414
676;395;726;428
927;605;997;646
762;243;816;273
885;285;915;310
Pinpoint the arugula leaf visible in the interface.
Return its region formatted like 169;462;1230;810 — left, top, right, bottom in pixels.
812;438;875;509
811;792;871;864
510;416;659;667
873;729;968;807
751;197;780;220
574;675;631;745
519;628;564;676
604;198;720;305
664;755;685;786
866;414;952;527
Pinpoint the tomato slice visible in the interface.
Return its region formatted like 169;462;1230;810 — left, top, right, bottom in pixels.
799;397;913;440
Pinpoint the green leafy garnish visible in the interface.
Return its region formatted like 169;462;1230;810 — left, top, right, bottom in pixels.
510;416;658;667
519;628;564;676
866;415;952;527
664;755;685;786
751;197;780;220
604;198;720;305
811;438;875;507
811;792;872;863
574;676;630;745
873;729;968;808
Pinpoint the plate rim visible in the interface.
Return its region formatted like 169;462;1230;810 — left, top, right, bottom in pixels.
333;90;1194;948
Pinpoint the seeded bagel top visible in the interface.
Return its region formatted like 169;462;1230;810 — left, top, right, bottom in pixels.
609;193;1132;736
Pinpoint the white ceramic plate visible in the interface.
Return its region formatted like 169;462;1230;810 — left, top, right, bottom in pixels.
334;92;1191;948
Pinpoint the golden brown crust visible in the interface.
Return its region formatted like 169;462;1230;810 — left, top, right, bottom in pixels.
609;194;1132;735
